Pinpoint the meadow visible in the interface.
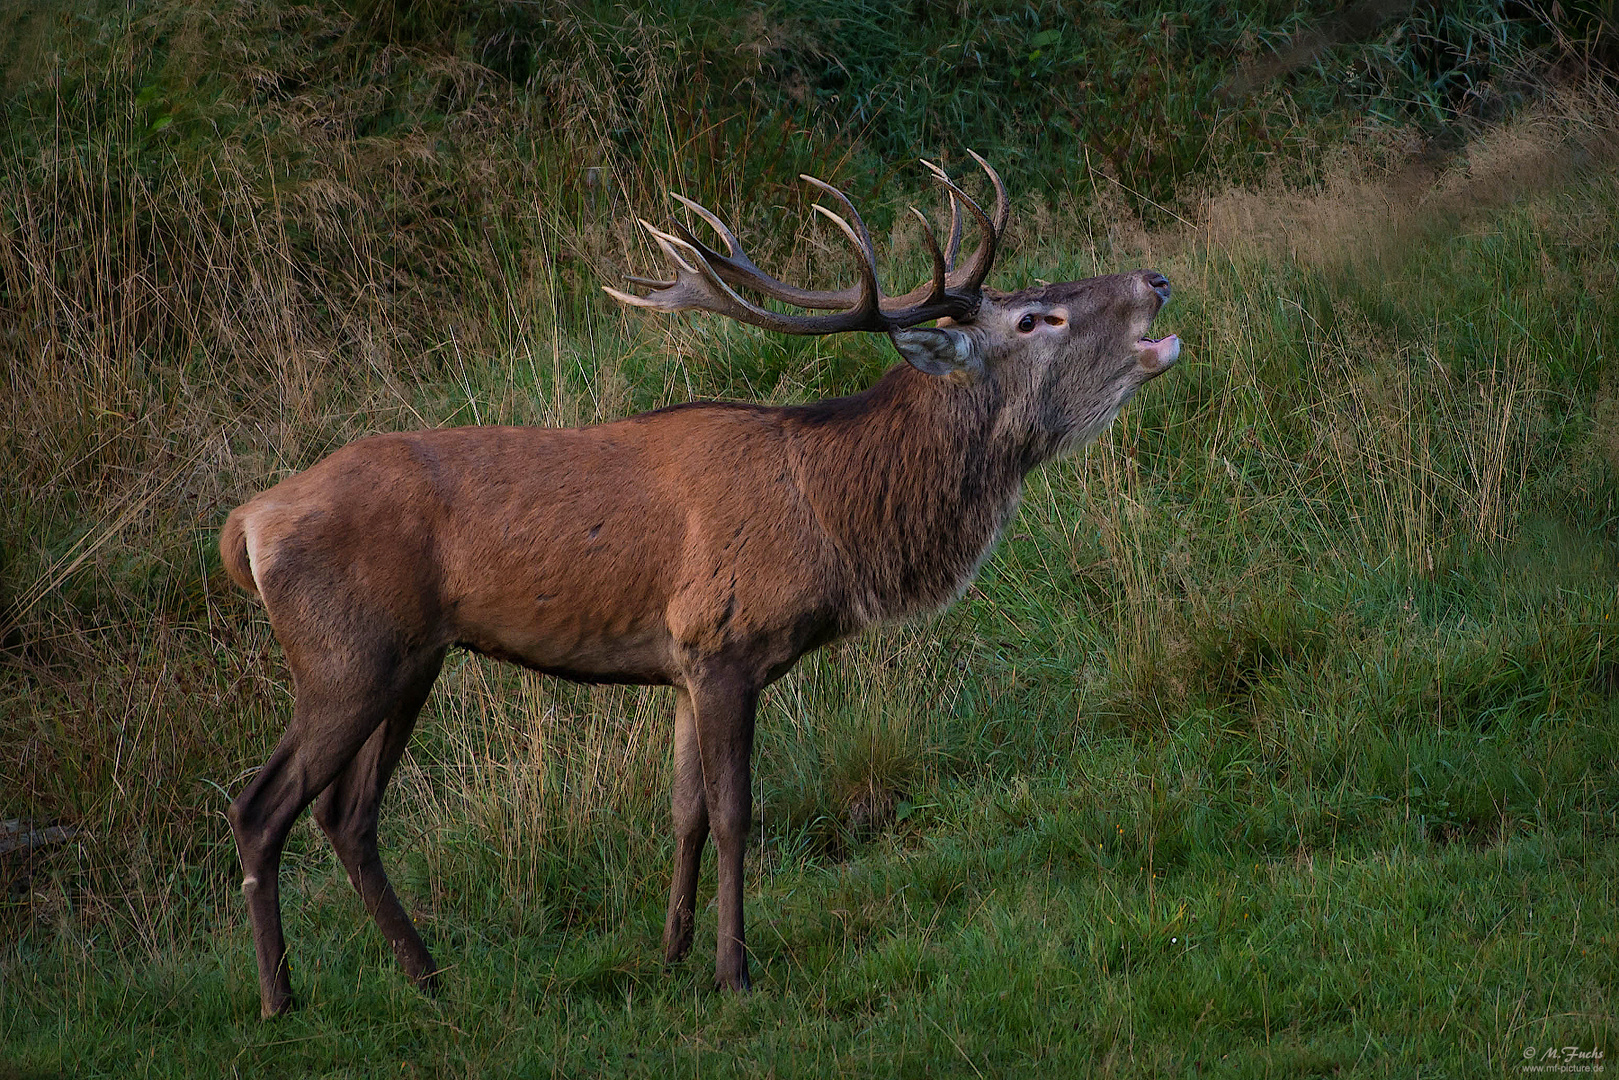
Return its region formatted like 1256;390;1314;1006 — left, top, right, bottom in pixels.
2;1;1617;1075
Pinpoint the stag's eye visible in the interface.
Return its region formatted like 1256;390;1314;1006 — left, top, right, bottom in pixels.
1017;313;1037;332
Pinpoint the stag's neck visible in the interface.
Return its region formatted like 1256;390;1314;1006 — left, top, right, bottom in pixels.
784;364;1030;623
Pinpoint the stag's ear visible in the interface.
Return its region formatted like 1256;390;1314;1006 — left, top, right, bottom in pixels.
889;327;983;385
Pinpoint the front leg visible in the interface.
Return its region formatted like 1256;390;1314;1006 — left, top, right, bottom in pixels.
663;687;708;965
688;673;758;991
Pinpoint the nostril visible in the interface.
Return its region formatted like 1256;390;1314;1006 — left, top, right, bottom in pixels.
1144;272;1170;299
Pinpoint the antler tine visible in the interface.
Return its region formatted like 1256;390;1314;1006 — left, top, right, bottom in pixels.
918;163;964;269
810;203;884;315
927;171;999;293
669;192;744;257
964;149;1011;235
799;174;878;265
921;153;1006;288
907;206;948;306
641;219;702;274
665;193;756;286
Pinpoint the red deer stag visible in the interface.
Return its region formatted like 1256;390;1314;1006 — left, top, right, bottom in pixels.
220;154;1180;1017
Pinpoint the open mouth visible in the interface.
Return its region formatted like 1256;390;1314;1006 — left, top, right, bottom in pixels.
1135;333;1181;373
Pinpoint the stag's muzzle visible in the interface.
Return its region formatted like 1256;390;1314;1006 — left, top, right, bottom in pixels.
1135;271;1179;376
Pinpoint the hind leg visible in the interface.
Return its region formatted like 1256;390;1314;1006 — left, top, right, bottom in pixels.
228;649;437;1018
311;653;444;988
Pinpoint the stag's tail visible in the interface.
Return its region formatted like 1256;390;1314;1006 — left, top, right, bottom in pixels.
219;507;260;597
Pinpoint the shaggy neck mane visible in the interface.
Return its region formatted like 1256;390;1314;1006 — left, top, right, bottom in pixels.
782;363;1028;622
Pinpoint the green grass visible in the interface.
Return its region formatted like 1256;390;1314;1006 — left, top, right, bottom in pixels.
4;818;1612;1075
4;1;1619;1076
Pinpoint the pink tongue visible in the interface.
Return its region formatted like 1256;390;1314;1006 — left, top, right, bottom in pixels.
1136;333;1181;368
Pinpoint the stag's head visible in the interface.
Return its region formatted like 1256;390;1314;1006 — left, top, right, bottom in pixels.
607;154;1179;456
908;270;1180;456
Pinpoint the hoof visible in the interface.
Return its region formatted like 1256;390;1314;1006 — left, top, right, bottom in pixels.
714;970;752;993
663;913;695;966
261;994;297;1020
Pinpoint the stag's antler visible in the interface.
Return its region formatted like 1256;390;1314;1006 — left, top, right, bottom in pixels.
605;152;1009;334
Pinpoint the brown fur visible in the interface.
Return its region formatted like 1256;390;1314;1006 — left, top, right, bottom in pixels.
222;269;1178;1016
